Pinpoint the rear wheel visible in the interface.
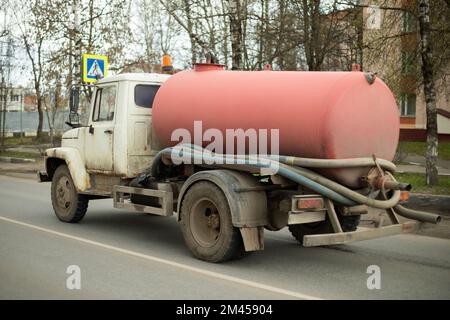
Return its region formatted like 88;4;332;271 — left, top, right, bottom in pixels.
180;181;246;263
289;214;360;245
51;165;88;223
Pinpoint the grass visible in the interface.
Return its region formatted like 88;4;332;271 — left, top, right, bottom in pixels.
0;151;41;159
395;172;450;195
397;141;450;161
3;136;36;146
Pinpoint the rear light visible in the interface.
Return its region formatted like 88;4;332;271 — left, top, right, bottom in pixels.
400;191;409;202
297;197;324;210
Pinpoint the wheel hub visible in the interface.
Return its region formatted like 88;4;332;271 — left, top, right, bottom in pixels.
190;198;221;247
56;177;72;209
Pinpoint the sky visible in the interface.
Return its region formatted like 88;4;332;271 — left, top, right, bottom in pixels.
0;0;191;89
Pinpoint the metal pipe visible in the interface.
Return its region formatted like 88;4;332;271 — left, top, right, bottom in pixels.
383;180;412;191
157;145;402;209
394;205;441;224
152;145;442;224
341;205;368;215
157;146;356;206
274;155;397;172
287;165;401;210
177;144;397;172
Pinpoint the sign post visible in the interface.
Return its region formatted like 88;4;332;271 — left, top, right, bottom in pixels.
82;54;108;83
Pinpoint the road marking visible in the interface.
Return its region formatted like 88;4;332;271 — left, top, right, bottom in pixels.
0;216;322;300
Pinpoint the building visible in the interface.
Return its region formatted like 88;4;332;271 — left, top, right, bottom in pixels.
361;0;450;140
0;86;36;112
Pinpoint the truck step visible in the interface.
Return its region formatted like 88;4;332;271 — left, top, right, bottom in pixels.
113;185;174;216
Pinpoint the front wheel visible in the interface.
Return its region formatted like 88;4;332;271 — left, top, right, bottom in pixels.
51;165;88;223
179;181;246;263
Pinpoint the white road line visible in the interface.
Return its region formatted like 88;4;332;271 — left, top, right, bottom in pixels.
0;216;322;300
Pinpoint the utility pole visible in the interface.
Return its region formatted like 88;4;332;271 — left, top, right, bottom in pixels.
0;6;13;151
72;0;81;87
1;37;12;149
0;76;4;152
70;0;82;117
20;90;23;143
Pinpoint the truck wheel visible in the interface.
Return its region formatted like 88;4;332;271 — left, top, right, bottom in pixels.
51;165;88;223
289;215;360;245
180;181;245;263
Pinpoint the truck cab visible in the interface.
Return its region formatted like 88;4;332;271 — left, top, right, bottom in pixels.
43;73;170;196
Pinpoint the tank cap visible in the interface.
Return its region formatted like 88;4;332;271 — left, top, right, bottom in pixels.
194;63;225;71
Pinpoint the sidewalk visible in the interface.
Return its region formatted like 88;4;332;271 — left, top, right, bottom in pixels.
2;154;450;177
397;155;450;176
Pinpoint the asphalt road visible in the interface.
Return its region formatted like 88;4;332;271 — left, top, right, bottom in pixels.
1;174;449;300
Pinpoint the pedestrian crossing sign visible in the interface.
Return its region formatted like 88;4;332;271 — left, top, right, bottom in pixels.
83;54;108;83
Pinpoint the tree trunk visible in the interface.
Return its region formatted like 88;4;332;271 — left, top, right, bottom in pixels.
36;95;44;139
418;0;439;186
0;81;6;152
228;0;243;70
182;0;197;65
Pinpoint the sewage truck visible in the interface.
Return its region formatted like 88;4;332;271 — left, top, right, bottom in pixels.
38;63;441;263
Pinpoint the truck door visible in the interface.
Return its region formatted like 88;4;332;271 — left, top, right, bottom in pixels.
84;84;117;172
127;83;161;176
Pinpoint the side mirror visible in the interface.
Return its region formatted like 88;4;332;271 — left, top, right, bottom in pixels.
69;87;80;114
67;87;80;127
69;113;80;124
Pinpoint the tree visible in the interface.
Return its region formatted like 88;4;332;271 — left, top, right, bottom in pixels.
32;0;132;117
14;0;50;139
134;0;180;69
356;0;449;185
418;0;438;186
227;0;244;69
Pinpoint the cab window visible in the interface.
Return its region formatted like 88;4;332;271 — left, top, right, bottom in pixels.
134;84;160;108
93;86;117;121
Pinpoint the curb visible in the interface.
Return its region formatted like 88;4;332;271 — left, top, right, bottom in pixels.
0;157;36;164
405;193;450;216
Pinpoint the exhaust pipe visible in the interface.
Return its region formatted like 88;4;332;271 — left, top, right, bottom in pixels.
383;180;412;191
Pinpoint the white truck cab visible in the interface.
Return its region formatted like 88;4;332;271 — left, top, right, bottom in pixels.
43;73;170;195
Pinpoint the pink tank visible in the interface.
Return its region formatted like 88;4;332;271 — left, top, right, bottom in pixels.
152;64;400;187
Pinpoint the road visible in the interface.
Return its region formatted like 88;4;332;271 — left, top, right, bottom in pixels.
1;174;449;300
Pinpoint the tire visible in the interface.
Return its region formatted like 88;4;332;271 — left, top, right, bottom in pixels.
289;214;361;245
51;165;88;223
180;181;246;263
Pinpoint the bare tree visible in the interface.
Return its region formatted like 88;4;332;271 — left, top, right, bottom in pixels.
14;0;49;139
160;0;221;64
418;0;438;185
134;0;179;69
227;0;244;69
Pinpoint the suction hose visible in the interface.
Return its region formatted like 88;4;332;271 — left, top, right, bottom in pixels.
151;144;441;224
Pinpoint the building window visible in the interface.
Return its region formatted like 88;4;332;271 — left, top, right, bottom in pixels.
400;93;416;117
11;95;19;102
401;51;417;75
402;11;416;33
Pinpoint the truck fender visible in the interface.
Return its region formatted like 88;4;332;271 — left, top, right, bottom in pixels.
45;147;91;192
176;170;268;228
